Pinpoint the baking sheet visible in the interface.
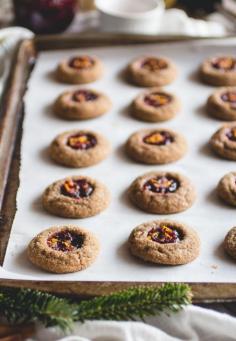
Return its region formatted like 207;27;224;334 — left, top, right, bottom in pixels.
2;40;236;282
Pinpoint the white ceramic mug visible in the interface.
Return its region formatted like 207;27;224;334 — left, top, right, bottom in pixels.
95;0;165;35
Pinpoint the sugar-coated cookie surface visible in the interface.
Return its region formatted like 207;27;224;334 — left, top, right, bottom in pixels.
56;55;103;84
27;225;100;273
217;172;236;206
50;129;111;168
207;87;236;121
210;123;236;160
128;171;196;214
131;88;181;122
54;88;112;120
127;56;177;87
128;219;200;265
126;127;187;164
42;175;110;218
200;56;236;86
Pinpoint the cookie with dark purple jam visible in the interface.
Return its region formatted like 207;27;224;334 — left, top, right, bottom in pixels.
128;220;200;265
126;128;187;165
200;56;236;86
128;56;177;87
42;175;110;218
210;124;236;160
128;171;196;214
50;129;111;168
27;225;100;273
132;88;181;123
56;55;103;84
207;87;236;121
54;88;111;120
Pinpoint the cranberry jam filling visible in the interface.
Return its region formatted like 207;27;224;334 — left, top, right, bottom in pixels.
211;57;236;71
221;92;236;109
67;133;97;150
147;225;182;244
144;92;171;107
61;179;94;199
226;127;236;142
143;176;179;194
47;230;84;252
72;90;98;102
143;131;173;146
141;58;168;71
69;56;94;69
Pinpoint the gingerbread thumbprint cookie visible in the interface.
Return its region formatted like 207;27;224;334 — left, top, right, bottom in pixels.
42;175;110;218
129;171;196;214
127;56;177;87
126;128;187;164
128;220;200;265
200;56;236;86
132;88;181;122
56;55;103;84
27;225;99;273
217;172;236;206
54;88;112;120
224;226;236;260
207;87;236;121
50;129;111;168
210;124;236;160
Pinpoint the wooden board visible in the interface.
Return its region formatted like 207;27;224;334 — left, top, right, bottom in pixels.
1;34;236;302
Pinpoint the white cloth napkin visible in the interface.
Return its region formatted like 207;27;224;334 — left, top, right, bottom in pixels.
29;305;236;341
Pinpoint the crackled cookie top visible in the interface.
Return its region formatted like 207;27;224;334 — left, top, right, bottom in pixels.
143;176;179;194
143;131;173;146
141;57;168;71
69;56;94;70
128;219;200;265
211;57;236;71
67;133;97;150
147;224;182;244
144;92;171;107
47;229;84;252
72;89;98;102
61;179;94;199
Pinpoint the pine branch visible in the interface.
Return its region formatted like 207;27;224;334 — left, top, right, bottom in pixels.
75;283;192;322
0;283;192;331
0;287;76;331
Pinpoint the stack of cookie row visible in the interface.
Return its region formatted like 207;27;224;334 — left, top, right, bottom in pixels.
28;54;236;274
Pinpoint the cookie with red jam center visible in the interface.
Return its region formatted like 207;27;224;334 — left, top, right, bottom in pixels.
217;172;236;206
132;88;181;123
53;88;111;120
143;176;179;194
210;124;236;160
200;56;236;86
69;56;94;70
207;87;236;121
50;129;111;168
125;128;187;165
27;225;100;273
56;55;103;84
128;220;200;265
128;171;196;214
67;133;97;150
127;56;177;87
42;175;110;218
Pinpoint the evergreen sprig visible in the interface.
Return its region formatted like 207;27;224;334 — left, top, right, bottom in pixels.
0;283;191;331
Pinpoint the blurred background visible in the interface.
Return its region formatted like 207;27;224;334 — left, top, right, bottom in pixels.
0;0;235;36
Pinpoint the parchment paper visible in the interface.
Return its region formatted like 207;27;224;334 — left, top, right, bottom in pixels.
2;40;236;282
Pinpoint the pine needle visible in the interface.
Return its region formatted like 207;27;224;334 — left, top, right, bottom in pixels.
0;283;192;331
